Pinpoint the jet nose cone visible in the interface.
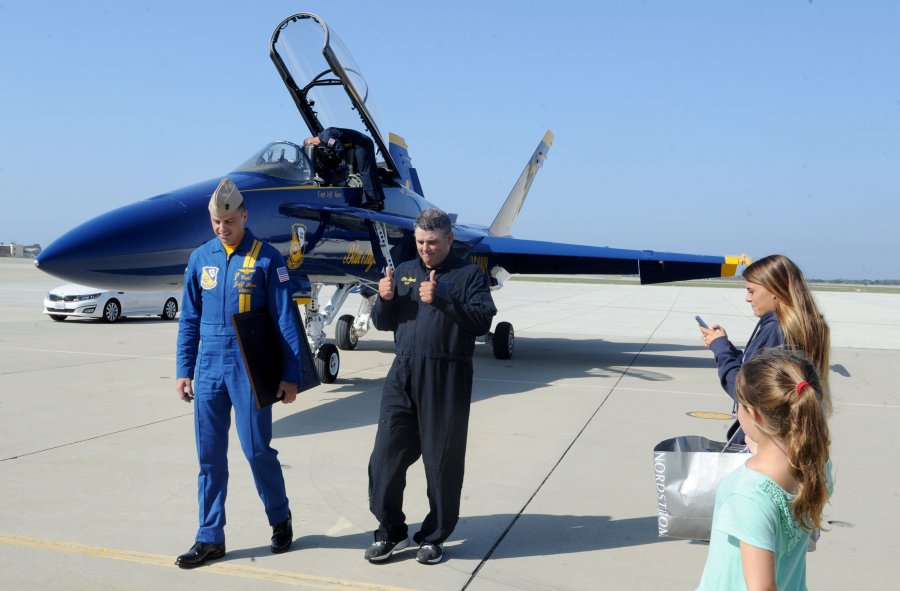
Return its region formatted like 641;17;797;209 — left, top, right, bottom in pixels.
36;191;211;290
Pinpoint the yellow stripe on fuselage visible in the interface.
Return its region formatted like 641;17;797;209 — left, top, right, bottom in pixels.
241;186;322;192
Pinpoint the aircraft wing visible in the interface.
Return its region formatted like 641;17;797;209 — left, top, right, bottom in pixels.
470;236;743;284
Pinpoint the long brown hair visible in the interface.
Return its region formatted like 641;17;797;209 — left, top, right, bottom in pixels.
736;348;831;532
743;254;831;415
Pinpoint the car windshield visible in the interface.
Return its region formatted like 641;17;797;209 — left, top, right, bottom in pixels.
232;141;314;182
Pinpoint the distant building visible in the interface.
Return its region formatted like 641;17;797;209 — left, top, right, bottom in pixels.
0;242;40;258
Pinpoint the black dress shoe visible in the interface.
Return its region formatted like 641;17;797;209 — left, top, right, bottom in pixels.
362;200;385;211
175;541;225;569
271;511;293;554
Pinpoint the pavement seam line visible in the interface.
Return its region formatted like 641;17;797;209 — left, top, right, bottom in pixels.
6;346;174;361
460;294;671;590
0;414;192;462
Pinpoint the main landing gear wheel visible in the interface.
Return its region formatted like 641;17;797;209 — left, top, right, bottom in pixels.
315;343;340;383
335;314;359;350
492;321;514;360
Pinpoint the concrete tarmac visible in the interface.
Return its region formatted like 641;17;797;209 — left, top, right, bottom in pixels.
0;257;897;590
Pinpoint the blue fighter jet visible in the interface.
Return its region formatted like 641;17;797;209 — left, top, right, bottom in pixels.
35;12;746;383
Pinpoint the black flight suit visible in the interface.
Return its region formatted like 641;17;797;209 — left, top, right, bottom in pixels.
368;254;497;545
317;127;386;208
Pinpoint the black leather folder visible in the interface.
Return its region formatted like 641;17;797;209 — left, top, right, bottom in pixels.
231;306;320;408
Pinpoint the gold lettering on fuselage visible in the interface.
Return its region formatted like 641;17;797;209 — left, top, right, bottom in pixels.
343;242;375;272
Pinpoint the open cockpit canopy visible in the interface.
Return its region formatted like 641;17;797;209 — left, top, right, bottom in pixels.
270;13;397;176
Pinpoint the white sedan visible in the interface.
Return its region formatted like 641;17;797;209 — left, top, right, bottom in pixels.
43;284;181;323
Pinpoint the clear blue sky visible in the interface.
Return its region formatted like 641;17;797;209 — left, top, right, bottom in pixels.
2;1;898;280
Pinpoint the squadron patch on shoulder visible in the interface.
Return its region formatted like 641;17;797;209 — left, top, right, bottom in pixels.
400;276;417;285
327;138;337;147
200;266;219;290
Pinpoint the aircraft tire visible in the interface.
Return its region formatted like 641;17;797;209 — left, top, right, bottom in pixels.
492;321;514;360
102;299;121;323
316;344;340;383
161;298;178;320
335;314;359;350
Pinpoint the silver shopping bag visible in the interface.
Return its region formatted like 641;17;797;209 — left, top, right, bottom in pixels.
653;435;749;540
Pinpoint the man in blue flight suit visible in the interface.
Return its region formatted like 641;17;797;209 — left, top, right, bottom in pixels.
174;177;303;568
304;127;386;210
365;208;497;565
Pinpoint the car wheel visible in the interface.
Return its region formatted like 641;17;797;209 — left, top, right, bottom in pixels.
161;298;178;320
335;314;358;350
49;314;67;322
315;344;340;383
102;299;121;323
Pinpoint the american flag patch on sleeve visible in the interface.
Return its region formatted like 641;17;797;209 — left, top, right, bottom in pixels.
277;267;290;283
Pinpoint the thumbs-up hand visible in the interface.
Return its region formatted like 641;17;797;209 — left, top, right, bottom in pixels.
419;269;437;304
379;266;395;300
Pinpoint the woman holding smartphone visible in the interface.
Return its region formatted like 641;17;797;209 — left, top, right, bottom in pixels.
700;254;831;442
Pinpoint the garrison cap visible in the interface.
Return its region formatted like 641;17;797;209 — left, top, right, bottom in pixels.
208;177;244;215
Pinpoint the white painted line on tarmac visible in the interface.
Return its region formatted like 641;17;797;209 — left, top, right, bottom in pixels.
5;346;173;361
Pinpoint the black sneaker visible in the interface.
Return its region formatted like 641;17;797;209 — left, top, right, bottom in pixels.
364;537;409;562
416;542;443;564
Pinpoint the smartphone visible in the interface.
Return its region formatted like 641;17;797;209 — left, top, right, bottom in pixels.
695;315;709;329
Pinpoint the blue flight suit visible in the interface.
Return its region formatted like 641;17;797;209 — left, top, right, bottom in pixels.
317;127;386;206
176;229;302;544
369;255;496;545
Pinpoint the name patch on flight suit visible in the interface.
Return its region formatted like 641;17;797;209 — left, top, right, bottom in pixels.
233;267;258;295
400;276;417;285
201;266;219;289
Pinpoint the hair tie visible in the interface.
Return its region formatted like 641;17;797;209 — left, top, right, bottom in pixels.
796;381;810;394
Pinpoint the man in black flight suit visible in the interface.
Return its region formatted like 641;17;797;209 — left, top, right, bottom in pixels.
364;208;497;565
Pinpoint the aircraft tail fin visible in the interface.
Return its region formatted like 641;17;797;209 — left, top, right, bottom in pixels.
388;133;424;197
488;130;554;237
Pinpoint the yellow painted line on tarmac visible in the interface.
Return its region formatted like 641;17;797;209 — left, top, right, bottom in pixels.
0;532;420;591
687;411;734;420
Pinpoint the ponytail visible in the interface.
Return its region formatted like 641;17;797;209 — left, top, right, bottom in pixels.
736;348;831;531
787;381;830;531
